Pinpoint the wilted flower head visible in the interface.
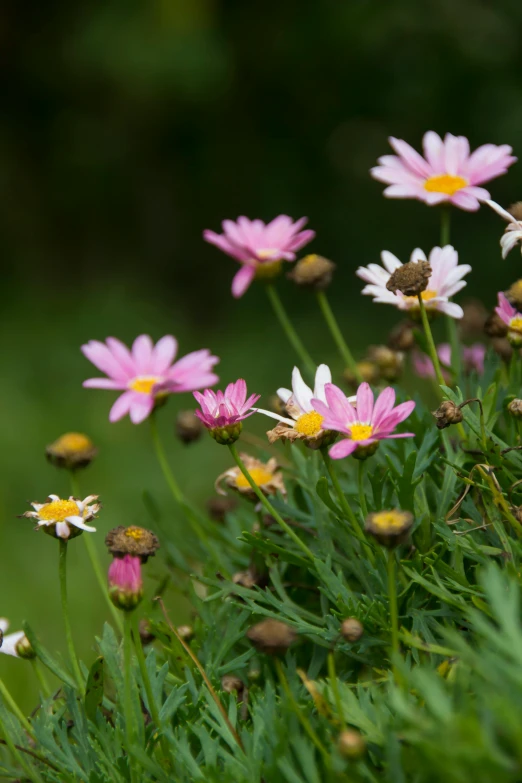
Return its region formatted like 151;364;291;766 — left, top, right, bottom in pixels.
82;335;219;424
486;200;522;258
194;379;260;444
105;525;159;563
371;132;516;211
22;495;99;539
495;292;522;347
433;400;464;430
215;454;286;502
46;432;97;471
0;619;35;660
108;555;143;611
413;343;486;379
357;246;470;319
311;382;415;460
203;216;315;297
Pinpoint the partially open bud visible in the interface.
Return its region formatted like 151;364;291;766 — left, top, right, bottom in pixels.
387;320;415;352
386;261;432;297
246;619;296;655
105;525;160;564
15;635;36;660
508;399;522;419
287;254;336;290
221;675;244;697
340;618;364;642
365;509;414;548
175;411;203;444
46;432;97;471
432;400;464;430
368;345;404;382
344;361;380;388
108;554;143;611
338;729;366;759
484;311;508;338
206;496;237;522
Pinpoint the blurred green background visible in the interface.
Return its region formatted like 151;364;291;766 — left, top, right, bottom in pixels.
2;0;522;708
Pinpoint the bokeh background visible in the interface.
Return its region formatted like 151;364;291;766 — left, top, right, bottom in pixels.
2;0;522;707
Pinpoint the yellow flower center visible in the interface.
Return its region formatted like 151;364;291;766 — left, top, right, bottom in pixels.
53;433;92;453
125;526;145;541
295;411;324;436
350;424;373;441
129;376;160;394
510;317;522;333
424;174;468;196
236;467;274;488
38;499;80;521
370;510;408;530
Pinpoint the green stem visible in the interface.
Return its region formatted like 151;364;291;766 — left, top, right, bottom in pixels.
440;205;451;246
357;461;368;519
228;443;315;561
387;551;400;681
123;613;138;783
69;471;123;633
327;652;346;731
417;294;446;388
0;678;34;737
440;207;462;380
266;284;316;376
30;660;51;700
316;290;362;382
58;540;84;694
274;659;330;767
0;711;42;783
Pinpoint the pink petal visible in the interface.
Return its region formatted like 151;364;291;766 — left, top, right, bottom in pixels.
109;391;135;422
371;387;396;428
389;137;431;178
286;229;316;253
324;384;357;423
356;382;374;423
129;394;155;424
151;336;178;373
203;230;250;262
376;401;416;434
81;340;130;381
422;131;445;171
450;191;481;212
232;265;256;298
132;335;154;374
105;337;137;376
329;439;358;459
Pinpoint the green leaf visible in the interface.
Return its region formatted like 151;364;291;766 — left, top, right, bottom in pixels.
315;476;344;517
23;621;77;689
85;657;104;723
238;531;309;567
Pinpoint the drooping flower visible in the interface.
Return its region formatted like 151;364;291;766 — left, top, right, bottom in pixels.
413;343;486;379
0;619;35;660
311;382;415;460
357;245;470;319
22;495;99;539
108;555;143;611
203;216;315;297
215;454;286;502
495;292;522;346
82;335;219;425
254;365;346;449
486;200;522;258
194;379;260;444
371;132;516;211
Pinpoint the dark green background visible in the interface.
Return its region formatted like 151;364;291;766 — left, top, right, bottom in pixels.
2;0;521;706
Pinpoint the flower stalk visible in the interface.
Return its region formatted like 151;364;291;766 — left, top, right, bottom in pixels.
315;290;362;382
58;540;84;694
265;284;316;376
387;550;400;682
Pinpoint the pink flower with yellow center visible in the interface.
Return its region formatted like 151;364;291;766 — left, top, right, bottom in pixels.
357;245;470;319
194;379;260;444
413;343;486;380
82;335;219;424
311;382;415;460
371;132;516;211
203;215;315;297
495;292;522;346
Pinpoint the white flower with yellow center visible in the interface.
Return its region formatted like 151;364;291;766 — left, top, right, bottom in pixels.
0;618;34;659
23;494;99;539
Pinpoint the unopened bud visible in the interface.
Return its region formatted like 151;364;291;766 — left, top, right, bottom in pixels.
15;635;36;660
387;320;415;352
432;401;463;430
344;361;380;388
386;261;431;296
484;311;508;338
340;618;364;642
108;555;143;612
175;411;203;444
206;496;237;522
177;625;194;642
221;675;244;696
368;345;404;381
246;619;296;655
365;509;414;548
139;619;155;646
287;254;336;290
338;730;366;759
508;399;522;419
46;432;97;471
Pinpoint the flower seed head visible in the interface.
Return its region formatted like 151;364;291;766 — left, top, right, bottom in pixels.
338;730;366;759
105;525;159;563
175;411;203;444
508;399;522;419
432;401;463;430
386;261;432;296
365;509;414;548
287;254;336;290
246;619;296;655
340;617;364;642
46;432;98;471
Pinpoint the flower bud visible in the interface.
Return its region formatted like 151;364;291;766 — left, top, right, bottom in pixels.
221;675;244;696
108;555;143;611
484;311;508;338
139;619;155;646
343;361;380;388
209;422;243;445
432;401;464;430
508;399;522;419
177;625;194;642
340;618;364;642
365;509;414;548
15;635;36;660
105;525;160;563
206;496;237;522
368;345;404;382
387;320;415;352
287;254;336;290
46;432;97;471
246;619;296;655
175;411;203;444
338;729;366;759
386;261;432;296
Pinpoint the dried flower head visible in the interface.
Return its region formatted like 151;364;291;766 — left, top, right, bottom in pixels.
215;454;285;502
338;729;367;759
0;619;35;660
387;320;416;352
246;619;296;655
108;554;143;611
46;432;98;471
175;410;203;444
433;401;464;430
386;260;432;296
340;617;364;642
22;495;99;540
287;254;335;290
105;525;159;563
508;399;522;420
508;202;522;221
139;619;155;646
365;509;414;548
484;310;509;339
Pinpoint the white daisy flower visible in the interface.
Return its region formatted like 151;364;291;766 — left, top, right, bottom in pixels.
0;618;33;659
356;245;471;319
486;199;522;259
22;495;99;540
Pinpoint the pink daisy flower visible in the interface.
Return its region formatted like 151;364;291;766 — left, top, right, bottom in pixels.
413;343;486;380
357;245;470;319
194;379;260;444
371;132;516;212
108;555;143;611
203;216;315;297
311;382;415;460
495;292;522;346
82;335;219;424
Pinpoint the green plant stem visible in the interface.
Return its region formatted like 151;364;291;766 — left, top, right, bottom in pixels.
58;540;84;694
228;444;315;561
357;461;368;519
266;284;316;375
275;659;330;767
316;290;362;382
417;294;446;388
440;205;451;246
123;613;138;783
439;207;463;380
0;711;42;783
0;678;34;737
30;660;51;699
387;551;400;682
327;652;346;731
69;471;123;633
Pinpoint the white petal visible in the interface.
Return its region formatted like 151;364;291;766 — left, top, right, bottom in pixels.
48;495;60;502
0;631;24;657
381;251;402;273
55;522;71;539
0;619;9;634
291;367;314;413
251;408;295;426
313;364;332;403
485;199;518;223
65;516;97;533
277;387;292;404
410;247;427;263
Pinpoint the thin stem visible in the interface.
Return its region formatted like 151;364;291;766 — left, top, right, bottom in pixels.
440;207;462;381
69;471;123;633
265;284;316;376
123;613;138;783
327;652;346;731
228;444;315;561
387;551;400;681
440;205;451;246
357;461;368;519
30;660;51;700
0;678;34;737
417;294;446;388
275;659;330;767
58;540;84;694
316;290;362;382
